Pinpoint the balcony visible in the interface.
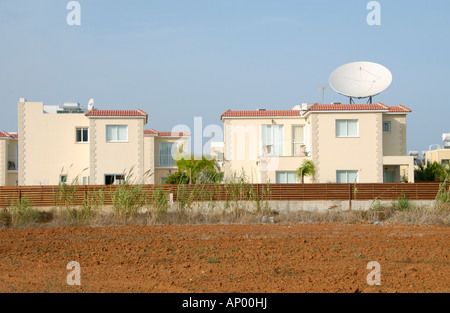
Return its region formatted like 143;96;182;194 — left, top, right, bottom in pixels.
261;143;310;158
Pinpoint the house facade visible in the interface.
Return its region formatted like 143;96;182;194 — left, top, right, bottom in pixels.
424;133;450;166
221;102;414;184
0;98;189;186
143;129;190;184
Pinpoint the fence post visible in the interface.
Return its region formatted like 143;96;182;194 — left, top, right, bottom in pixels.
348;183;352;211
84;185;88;206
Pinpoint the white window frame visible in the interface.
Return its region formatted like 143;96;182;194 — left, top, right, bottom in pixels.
292;125;305;156
275;171;297;184
382;121;391;133
81;175;90;185
75;127;89;143
336;119;359;138
159;142;177;167
106;125;128;142
336;170;359;183
261;124;284;156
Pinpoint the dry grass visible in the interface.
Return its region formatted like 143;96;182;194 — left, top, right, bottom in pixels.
1;200;449;229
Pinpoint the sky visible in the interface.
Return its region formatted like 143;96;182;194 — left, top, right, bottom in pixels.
0;0;449;155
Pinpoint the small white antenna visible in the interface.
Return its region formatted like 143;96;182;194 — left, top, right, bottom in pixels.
319;84;327;103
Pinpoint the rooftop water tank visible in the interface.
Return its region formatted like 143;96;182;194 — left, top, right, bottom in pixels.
443;133;450;149
62;102;80;110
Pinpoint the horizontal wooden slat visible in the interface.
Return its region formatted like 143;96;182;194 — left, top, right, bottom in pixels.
0;182;446;208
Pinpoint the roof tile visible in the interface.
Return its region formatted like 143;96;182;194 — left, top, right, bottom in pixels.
0;131;18;138
221;102;412;118
221;109;302;119
85;109;148;117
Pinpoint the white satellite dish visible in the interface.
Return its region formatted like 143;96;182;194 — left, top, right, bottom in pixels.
88;98;94;111
329;61;392;103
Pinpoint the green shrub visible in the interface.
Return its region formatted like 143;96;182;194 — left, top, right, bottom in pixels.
9;198;41;226
392;193;412;211
151;185;170;218
435;176;450;211
112;183;147;219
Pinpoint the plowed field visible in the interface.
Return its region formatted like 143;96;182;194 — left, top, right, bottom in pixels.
0;223;448;293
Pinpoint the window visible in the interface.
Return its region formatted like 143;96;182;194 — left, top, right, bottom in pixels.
276;171;297;184
7;143;18;170
382;121;391;133
105;174;125;185
76;127;89;142
336;170;358;183
336;120;358;137
292;126;305;156
106;125;128;142
60;174;68;185
442;160;450;166
159;143;177;167
81;176;90;185
262;125;284;156
160;177;168;184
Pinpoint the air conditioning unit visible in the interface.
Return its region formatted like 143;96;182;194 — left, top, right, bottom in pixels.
301;103;313;111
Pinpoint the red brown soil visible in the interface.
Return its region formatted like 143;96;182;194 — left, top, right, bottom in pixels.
0;223;448;293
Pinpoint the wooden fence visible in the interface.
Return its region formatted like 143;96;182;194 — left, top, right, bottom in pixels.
0;182;446;208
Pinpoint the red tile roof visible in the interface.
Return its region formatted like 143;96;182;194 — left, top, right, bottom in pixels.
388;105;412;113
144;129;158;135
144;129;190;137
158;131;190;137
0;131;18;139
85;109;148;118
303;102;412;114
221;109;302;119
305;103;387;112
221;103;412;118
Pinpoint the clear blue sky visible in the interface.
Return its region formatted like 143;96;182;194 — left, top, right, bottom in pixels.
0;0;449;154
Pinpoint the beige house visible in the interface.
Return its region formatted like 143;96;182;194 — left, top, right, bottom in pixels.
424;133;450;166
144;129;190;184
221;102;414;183
425;149;450;166
0;98;189;186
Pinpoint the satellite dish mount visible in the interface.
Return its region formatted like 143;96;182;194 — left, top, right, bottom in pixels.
349;95;373;104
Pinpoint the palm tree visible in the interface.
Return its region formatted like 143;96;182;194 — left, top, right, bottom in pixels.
296;160;316;183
